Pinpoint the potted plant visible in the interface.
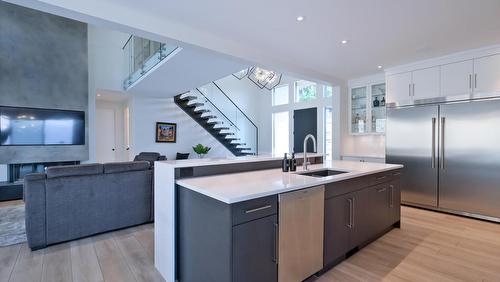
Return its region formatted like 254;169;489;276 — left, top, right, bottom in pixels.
192;144;211;158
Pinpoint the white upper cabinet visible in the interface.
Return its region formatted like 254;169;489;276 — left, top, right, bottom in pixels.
386;72;412;104
441;60;474;97
474;53;500;95
412;66;440;100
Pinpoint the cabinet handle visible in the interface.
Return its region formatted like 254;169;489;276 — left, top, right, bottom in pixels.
392;172;401;176
474;73;477;89
352;198;355;228
412;83;415;97
390;185;394;208
408;84;411;97
376;175;387;180
273;223;279;264
244;205;272;214
377;187;387;193
346;198;353;229
469;74;472;89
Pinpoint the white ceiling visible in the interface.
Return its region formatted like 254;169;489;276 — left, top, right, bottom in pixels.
96;0;500;80
10;0;500;81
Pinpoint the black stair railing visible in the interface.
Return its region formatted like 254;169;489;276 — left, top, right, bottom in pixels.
196;82;258;155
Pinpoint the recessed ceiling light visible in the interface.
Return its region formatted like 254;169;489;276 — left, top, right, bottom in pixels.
341;40;348;44
97;94;101;97
296;16;304;22
377;65;383;69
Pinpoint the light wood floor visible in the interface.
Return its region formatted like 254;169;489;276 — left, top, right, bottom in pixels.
1;204;500;282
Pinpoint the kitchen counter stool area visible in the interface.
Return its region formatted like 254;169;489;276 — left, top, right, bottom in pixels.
176;168;402;282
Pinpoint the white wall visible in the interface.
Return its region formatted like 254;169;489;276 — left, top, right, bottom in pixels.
129;96;233;160
87;25;130;162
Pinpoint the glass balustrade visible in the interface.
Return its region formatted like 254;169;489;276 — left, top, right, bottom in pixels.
122;35;178;89
197;82;258;155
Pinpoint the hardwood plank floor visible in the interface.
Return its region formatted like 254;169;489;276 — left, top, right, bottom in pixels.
0;205;500;281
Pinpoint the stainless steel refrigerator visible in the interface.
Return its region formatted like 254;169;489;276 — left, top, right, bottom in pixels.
386;98;500;221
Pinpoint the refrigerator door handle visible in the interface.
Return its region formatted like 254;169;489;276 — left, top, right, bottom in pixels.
432;117;437;168
440;117;445;169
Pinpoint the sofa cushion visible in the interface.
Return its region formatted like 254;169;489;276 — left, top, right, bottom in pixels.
176;152;190;160
24;173;46;181
46;164;103;179
103;161;150;174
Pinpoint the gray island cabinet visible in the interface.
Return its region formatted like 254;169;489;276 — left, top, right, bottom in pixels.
176;169;401;282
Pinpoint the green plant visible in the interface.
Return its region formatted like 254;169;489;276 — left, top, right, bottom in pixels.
192;144;211;156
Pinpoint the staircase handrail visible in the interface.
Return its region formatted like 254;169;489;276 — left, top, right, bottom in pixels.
194;88;241;131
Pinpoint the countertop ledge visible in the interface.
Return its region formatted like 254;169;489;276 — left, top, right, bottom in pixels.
175;160;403;204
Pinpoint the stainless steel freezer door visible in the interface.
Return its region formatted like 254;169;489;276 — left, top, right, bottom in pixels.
386;105;439;207
439;99;500;218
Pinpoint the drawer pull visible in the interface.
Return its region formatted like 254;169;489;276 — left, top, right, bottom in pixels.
376;176;387;180
392;172;401;176
377;187;387;193
244;205;272;214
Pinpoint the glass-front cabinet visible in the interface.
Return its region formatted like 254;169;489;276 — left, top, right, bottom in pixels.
349;82;386;134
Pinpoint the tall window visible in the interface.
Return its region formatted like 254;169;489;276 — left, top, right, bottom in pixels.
295;80;317;102
324;107;333;160
272;84;289;106
272;111;289;156
324;85;333;98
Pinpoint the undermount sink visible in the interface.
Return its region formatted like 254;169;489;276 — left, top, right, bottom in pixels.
297;169;348;178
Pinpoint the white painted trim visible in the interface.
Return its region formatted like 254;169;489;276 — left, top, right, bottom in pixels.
385;44;500;75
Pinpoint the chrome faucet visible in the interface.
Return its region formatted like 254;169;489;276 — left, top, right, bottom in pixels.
303;134;317;170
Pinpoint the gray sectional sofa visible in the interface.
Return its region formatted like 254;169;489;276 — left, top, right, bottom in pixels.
24;161;153;250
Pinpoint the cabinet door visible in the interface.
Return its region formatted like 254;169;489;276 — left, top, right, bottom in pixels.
474;54;500;95
441;60;473;97
412;66;440;100
386;72;412;104
324;193;354;266
350;86;368;134
354;185;390;246
389;179;401;225
232;215;278;282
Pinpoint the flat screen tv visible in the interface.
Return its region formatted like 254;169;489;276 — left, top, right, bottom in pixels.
0;106;85;146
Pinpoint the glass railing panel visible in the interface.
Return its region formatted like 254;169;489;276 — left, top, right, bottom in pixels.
197;82;258;154
123;35;178;89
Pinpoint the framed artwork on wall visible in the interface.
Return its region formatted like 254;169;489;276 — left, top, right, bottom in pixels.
156;122;177;143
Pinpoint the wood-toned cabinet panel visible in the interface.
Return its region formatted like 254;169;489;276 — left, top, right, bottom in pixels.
386;72;412;104
412;66;440;100
441;60;473;97
474;53;500;95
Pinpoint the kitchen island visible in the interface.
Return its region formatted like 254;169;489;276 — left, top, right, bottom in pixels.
154;155;402;282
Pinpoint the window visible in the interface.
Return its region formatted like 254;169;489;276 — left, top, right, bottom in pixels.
295;80;317;102
324;85;333;98
272;111;289;156
272;84;289;106
324;107;333;160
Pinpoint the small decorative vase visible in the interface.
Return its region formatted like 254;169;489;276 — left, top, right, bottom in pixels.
198;154;205;159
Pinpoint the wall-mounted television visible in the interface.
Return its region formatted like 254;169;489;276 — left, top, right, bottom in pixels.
0;106;85;146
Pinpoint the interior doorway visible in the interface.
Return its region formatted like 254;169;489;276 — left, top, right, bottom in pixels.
95;91;129;163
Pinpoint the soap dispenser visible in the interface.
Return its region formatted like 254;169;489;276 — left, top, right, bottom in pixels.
282;153;289;172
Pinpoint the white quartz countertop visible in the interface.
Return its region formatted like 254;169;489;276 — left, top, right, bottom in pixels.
157;153;322;168
175;160;403;204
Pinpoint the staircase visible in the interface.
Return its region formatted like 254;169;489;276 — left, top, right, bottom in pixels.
174;82;258;156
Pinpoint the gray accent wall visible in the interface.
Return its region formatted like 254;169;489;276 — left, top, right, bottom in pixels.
0;2;89;164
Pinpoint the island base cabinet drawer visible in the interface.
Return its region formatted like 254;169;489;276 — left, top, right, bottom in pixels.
232;214;278;282
232;195;278;226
